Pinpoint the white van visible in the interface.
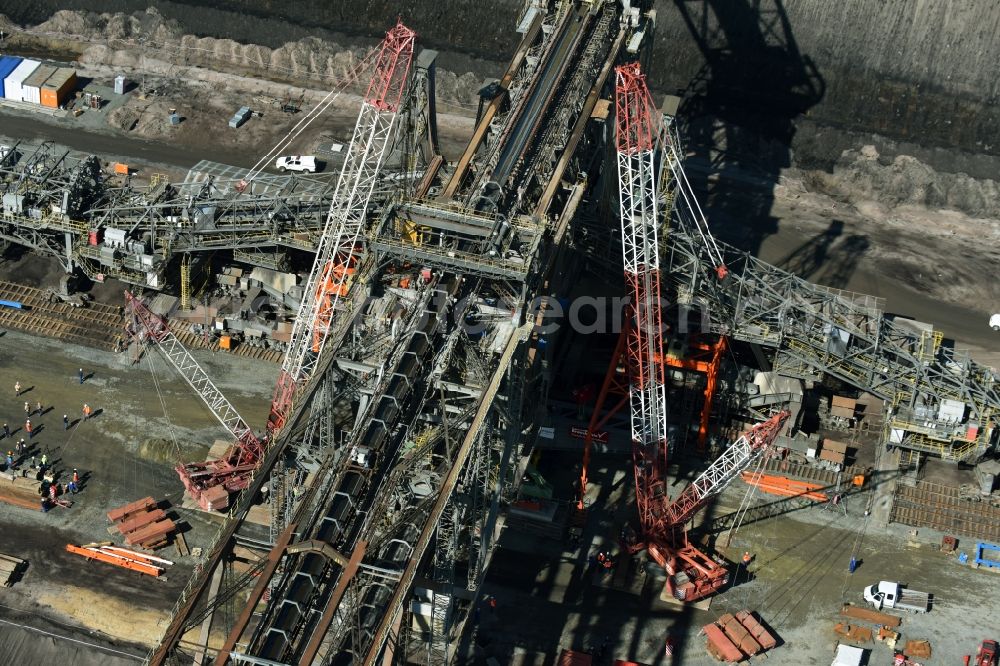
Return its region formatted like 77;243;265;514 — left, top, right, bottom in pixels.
275;155;317;173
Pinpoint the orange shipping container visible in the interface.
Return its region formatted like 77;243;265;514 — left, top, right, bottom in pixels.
40;68;77;108
22;64;56;104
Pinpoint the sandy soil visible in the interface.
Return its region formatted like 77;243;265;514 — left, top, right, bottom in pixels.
690;148;1000;356
0;8;480;165
0;324;276;652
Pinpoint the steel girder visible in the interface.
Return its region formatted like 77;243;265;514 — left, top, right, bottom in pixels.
666;221;999;460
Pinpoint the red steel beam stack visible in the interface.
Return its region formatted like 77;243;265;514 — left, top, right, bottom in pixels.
107;496;155;522
736;610;777;650
108;497;176;549
704;609;780;662
704;623;743;662
717;613;763;656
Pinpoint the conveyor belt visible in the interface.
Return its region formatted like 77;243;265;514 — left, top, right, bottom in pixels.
492;6;589;187
250;280;452;662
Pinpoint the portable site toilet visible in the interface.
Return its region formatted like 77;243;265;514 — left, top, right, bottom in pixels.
40;68;77;108
0;56;22;98
114;75;127;95
4;59;40;102
22;64;56;105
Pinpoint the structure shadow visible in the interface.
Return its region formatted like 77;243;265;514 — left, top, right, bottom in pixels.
672;0;826;260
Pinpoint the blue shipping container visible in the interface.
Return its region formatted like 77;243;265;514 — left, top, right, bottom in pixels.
0;55;24;98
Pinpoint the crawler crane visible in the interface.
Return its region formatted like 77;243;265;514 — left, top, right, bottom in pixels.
126;22;416;509
605;61;788;600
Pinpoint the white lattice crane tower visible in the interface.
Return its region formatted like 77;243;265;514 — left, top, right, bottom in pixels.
268;22;416;435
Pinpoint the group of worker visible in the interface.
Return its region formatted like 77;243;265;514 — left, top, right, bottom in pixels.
4;370;94;511
3;435;45;472
6;371;96;441
40;468;81;513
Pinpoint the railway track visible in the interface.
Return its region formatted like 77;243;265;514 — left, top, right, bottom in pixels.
0;281;124;351
890;480;1000;542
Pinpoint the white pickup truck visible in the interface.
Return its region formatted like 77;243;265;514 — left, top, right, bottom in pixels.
275;155;317;173
863;580;930;613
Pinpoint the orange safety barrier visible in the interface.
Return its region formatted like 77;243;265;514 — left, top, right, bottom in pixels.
740;471;829;502
65;544;162;576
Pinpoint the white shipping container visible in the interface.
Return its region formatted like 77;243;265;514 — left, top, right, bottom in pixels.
22;65;56;105
4;59;40;101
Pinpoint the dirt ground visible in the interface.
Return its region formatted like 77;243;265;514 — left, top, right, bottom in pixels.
0;326;275;658
471;448;997;666
0;8;998;664
692;155;1000;362
0;9;478;170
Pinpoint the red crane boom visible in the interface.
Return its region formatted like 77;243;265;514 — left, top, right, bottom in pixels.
612;61;790;601
125;22;416;510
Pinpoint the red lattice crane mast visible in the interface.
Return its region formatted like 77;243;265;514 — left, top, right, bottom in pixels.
613;61;672;541
126;23;416;510
268;21;416;436
602;62;789;601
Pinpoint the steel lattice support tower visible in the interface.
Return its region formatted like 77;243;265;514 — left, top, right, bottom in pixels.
269;22;416;435
614;62;671;535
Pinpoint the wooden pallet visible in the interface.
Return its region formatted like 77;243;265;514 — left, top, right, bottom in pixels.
174;531;190;558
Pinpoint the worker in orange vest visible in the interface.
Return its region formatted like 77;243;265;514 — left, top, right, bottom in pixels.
742;551;753;568
25;419;32;439
82;403;92;421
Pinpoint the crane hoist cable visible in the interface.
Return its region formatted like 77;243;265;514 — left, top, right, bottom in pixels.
723;449;767;546
146;346;182;457
236;45;383;192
